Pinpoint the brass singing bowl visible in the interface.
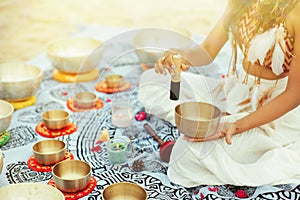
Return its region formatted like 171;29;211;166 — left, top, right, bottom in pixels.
0;62;43;101
47;38;103;74
0;100;14;133
32;140;66;166
42;110;70;130
0;149;3;175
175;102;221;138
73;91;97;109
52;160;91;193
105;74;124;88
0;183;64;200
102;182;147;200
133;28;191;64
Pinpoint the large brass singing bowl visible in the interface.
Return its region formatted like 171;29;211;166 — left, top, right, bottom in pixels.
102;182;147;200
42;110;70;130
52;160;91;193
0;62;43;101
0;183;64;200
47;38;102;74
0;100;14;133
33;140;66;166
175;102;221;138
133;28;191;64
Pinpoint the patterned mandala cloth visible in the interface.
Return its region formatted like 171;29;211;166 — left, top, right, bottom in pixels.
1;26;299;200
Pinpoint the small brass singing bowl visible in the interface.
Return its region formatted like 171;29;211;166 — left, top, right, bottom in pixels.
42;110;70;130
175;102;221;139
0;183;65;200
73;91;97;109
102;182;147;200
52;160;92;193
32;140;66;166
105;74;124;88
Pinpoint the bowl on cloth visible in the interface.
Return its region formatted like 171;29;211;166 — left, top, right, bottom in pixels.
73;91;98;109
42;110;70;130
0;62;43;101
175;102;221;138
0;183;64;200
52;160;91;193
47;38;103;74
133;28;191;64
102;182;147;200
0;100;14;133
32;140;66;166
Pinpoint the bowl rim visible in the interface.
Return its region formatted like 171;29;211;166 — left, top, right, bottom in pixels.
102;181;147;199
52;160;92;181
46;38;102;58
0;182;65;199
32;139;66;155
73;91;98;103
175;101;221;121
42;110;70;122
0;62;43;83
0;100;14;119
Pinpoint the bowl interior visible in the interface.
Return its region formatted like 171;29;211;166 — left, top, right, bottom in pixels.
47;38;101;57
74;92;97;102
52;160;91;180
0;62;42;82
102;182;147;200
33;140;66;155
175;102;221;121
42;110;69;121
0;183;64;200
0;100;14;119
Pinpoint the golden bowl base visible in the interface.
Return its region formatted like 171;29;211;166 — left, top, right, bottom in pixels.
53;68;99;83
8;96;36;110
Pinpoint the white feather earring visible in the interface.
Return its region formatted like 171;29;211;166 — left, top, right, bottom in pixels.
272;24;286;75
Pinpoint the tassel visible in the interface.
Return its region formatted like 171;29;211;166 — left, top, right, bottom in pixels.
248;27;277;65
271;25;286;75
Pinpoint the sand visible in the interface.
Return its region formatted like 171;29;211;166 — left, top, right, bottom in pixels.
0;0;226;63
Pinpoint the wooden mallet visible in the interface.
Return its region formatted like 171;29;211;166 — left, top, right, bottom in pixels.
144;123;175;163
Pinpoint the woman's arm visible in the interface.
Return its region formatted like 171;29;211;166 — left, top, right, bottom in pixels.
155;3;230;75
225;3;300;144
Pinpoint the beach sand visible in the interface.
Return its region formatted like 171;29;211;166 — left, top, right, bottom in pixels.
0;0;226;63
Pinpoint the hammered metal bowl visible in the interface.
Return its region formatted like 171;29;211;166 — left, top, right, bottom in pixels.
42;110;70;130
0;183;64;200
52;160;91;193
102;182;147;200
105;74;124;88
0;62;43;101
47;38;102;74
32;140;66;166
134;28;191;64
73;91;97;109
175;102;221;138
0;100;14;133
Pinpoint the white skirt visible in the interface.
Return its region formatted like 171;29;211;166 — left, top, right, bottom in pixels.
138;68;300;187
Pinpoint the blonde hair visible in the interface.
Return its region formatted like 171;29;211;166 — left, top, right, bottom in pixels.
227;0;297;31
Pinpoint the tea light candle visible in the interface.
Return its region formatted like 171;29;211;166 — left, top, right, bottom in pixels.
107;139;128;164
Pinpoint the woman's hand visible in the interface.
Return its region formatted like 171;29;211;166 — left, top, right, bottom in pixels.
154;48;190;75
183;122;239;145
